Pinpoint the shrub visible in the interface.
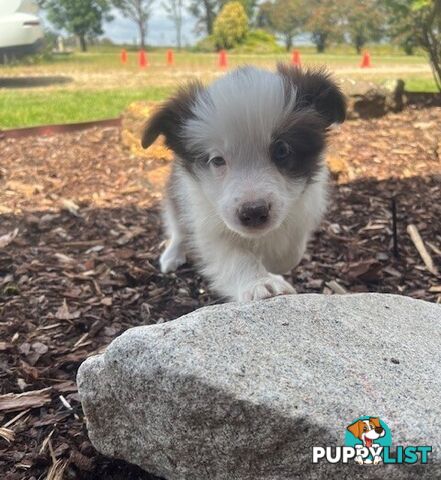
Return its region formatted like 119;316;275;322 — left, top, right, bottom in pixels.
194;29;282;53
232;29;284;53
213;2;249;49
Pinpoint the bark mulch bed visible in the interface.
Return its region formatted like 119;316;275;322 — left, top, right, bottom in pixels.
0;106;440;480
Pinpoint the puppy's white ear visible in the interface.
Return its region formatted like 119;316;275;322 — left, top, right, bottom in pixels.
277;64;346;126
141;81;203;156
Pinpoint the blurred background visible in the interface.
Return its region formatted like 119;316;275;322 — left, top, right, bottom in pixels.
0;0;439;128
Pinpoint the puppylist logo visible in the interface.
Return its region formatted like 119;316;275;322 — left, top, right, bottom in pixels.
312;416;432;465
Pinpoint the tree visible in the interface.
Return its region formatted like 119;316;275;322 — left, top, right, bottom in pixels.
189;0;255;35
255;1;272;30
45;0;112;52
385;0;441;90
112;0;155;49
189;0;218;34
305;0;344;53
260;0;307;51
219;0;257;19
163;0;184;49
342;0;385;53
389;18;419;55
213;1;249;49
383;1;419;56
386;0;422;55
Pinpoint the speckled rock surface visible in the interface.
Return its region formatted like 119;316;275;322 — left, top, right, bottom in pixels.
77;294;441;480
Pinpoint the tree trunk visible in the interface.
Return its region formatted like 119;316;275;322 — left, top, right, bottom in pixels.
314;32;327;53
203;0;214;35
404;43;414;56
177;21;182;50
139;22;146;49
355;35;364;55
420;6;441;92
285;35;293;51
79;35;87;52
316;37;325;53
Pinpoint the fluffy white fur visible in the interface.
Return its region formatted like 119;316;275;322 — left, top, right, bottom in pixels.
153;66;343;302
160;164;328;301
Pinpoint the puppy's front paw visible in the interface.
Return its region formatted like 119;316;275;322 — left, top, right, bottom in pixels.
160;243;187;273
238;274;296;302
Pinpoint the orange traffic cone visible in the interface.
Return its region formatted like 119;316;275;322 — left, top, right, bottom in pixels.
121;49;128;65
292;49;301;67
138;50;148;68
167;49;174;66
360;51;372;68
218;49;228;69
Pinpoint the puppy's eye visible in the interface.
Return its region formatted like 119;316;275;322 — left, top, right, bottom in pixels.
209;156;226;167
363;426;368;431
272;140;290;161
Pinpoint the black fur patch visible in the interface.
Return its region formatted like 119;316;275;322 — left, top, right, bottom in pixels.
273;64;346;180
271;109;327;180
141;81;205;173
277;64;347;126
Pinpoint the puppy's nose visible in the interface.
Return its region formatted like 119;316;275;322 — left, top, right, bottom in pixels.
375;427;383;434
238;200;270;227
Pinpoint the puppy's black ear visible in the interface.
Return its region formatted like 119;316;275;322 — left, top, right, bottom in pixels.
277;64;346;126
141;81;203;156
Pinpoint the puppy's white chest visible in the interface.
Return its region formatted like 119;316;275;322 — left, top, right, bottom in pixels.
258;229;307;275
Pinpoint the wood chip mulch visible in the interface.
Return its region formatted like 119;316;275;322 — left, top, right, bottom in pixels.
0;106;440;480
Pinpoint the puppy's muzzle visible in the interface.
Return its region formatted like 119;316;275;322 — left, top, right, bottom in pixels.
237;200;270;228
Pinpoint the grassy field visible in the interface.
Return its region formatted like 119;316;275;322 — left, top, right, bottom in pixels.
0;47;438;129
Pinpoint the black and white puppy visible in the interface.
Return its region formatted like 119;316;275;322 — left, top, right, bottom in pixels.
142;64;346;302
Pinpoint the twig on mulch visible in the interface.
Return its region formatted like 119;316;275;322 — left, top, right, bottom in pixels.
0;388;52;413
407;224;439;276
46;458;68;480
0;427;15;443
325;280;348;294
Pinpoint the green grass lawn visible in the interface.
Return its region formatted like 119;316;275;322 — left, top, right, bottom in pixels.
0;87;172;129
0;46;438;129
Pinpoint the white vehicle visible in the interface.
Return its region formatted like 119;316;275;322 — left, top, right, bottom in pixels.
0;0;44;60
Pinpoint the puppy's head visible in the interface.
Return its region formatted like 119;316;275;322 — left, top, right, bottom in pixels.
347;418;384;441
142;65;346;238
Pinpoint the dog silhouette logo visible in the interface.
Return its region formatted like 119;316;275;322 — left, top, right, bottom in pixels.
345;416;392;464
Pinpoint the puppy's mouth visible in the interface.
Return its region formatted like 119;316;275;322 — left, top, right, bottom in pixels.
235;224;273;238
223;216;280;239
364;437;373;448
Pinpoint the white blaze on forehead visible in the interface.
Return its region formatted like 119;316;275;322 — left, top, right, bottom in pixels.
184;67;297;156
